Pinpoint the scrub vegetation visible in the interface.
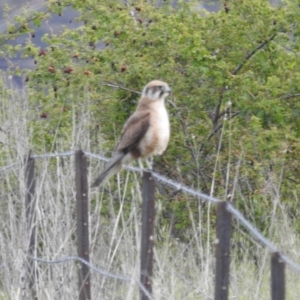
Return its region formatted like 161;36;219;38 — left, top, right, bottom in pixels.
0;0;300;298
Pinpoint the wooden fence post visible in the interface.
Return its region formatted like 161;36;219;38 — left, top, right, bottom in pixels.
75;150;91;300
25;153;38;299
214;201;232;300
140;171;155;300
271;252;285;300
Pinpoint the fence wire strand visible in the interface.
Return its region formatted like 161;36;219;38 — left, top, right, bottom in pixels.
0;151;75;175
1;150;300;275
0;162;19;173
85;150;300;274
27;255;153;300
32;151;75;159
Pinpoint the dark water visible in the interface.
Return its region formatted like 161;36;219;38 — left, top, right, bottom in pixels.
0;0;279;85
0;1;79;70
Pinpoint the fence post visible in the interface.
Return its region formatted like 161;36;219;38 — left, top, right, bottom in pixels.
140;170;155;300
25;153;38;299
75;150;91;300
271;252;285;300
214;201;232;300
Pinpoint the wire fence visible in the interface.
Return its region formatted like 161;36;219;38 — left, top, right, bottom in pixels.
87;151;300;273
2;150;300;271
0;150;299;299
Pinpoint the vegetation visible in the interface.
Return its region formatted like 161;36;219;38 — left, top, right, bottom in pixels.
1;0;300;298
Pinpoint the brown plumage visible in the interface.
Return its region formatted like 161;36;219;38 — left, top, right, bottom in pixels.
91;80;171;187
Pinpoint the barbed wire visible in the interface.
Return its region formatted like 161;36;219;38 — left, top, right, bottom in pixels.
0;151;75;175
75;151;300;273
0;161;20;173
1;150;300;274
27;255;153;300
150;171;222;204
226;203;300;272
28;254;129;281
32;151;75;159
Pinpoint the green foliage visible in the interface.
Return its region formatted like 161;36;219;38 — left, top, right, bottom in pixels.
2;0;300;236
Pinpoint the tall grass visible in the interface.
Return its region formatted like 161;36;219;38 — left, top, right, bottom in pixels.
0;76;299;299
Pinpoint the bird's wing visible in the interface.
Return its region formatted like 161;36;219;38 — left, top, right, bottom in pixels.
115;110;150;153
91;111;150;188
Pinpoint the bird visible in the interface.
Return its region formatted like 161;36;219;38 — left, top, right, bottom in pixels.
91;80;171;187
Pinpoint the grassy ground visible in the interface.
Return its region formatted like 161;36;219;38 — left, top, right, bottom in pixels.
0;77;300;299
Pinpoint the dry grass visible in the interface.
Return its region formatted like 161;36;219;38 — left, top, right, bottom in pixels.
0;77;300;299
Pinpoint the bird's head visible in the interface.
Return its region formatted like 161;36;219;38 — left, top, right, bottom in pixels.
142;80;171;101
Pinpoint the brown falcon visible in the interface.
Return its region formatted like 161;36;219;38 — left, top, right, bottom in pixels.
92;80;171;187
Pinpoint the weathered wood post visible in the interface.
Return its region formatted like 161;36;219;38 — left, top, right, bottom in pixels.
214;201;232;300
140;171;155;300
271;252;285;300
75;150;91;300
25;153;38;299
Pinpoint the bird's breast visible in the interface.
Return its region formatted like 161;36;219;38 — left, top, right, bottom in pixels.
139;104;170;157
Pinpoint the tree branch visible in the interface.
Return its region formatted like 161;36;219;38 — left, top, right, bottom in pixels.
207;111;240;141
102;82;141;95
167;99;209;189
232;33;277;75
283;93;300;100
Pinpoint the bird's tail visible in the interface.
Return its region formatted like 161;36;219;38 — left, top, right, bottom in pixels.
91;152;125;187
